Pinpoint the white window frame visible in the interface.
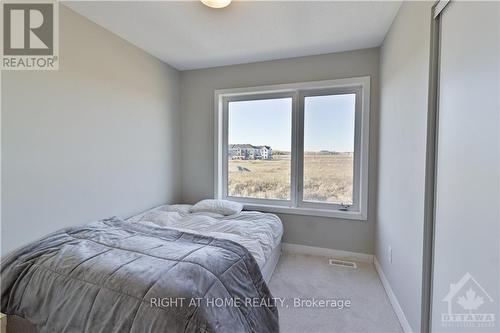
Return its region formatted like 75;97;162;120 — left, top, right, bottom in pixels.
214;77;370;220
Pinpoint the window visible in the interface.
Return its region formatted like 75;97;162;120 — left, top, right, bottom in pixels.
302;93;356;205
215;77;370;220
228;97;292;200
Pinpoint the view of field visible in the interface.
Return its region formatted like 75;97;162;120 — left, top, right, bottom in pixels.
228;153;354;204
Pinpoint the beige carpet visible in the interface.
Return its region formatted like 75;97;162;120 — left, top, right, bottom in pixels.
268;253;403;333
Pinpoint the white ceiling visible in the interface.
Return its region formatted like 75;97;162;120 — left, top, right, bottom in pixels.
64;1;401;70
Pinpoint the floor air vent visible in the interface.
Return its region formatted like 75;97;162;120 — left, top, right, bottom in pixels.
329;258;357;269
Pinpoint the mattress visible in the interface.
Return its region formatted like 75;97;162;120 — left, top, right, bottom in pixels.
261;243;281;283
126;204;283;271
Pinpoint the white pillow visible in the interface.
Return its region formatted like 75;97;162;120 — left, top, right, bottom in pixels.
190;199;243;216
139;211;182;227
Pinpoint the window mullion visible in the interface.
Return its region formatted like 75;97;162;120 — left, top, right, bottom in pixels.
295;91;305;208
290;92;298;208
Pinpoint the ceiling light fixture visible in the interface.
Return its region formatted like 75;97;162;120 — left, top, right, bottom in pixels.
200;0;232;9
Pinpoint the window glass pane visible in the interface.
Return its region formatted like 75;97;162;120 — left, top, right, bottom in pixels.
303;94;355;204
228;98;292;200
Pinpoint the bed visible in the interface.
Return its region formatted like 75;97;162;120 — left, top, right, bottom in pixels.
1;203;282;333
126;204;283;283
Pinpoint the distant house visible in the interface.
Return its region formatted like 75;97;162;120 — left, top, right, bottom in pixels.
229;144;272;160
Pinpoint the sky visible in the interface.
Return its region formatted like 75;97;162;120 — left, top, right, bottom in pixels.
228;94;355;152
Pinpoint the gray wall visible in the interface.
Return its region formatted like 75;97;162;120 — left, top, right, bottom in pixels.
179;48;379;254
431;2;500;331
376;2;433;331
1;6;181;254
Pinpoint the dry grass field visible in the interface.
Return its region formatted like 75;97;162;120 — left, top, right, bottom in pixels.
228;153;353;204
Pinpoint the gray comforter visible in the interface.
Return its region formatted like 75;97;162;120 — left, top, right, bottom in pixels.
1;218;279;333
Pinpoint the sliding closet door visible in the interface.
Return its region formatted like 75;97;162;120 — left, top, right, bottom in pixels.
431;2;500;332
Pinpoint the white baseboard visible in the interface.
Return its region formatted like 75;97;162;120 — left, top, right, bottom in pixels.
373;256;413;333
282;242;373;263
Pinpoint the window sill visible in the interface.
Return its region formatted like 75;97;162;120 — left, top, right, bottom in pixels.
241;203;368;221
